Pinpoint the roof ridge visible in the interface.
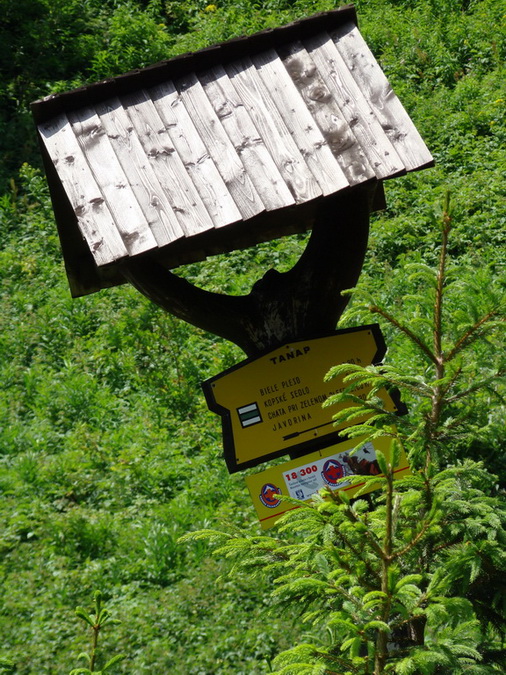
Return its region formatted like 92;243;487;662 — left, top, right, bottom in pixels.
31;5;357;124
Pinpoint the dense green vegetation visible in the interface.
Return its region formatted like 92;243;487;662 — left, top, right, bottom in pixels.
190;200;505;673
0;0;504;672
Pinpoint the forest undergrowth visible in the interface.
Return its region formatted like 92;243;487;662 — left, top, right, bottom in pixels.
0;0;504;672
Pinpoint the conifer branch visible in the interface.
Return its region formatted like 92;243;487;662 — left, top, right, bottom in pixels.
333;493;387;562
425;193;452;472
374;469;394;674
338;532;382;587
312;649;361;674
391;517;433;560
368;305;437;365
446;310;504;361
433;194;450;371
438;362;463;399
445;369;506;403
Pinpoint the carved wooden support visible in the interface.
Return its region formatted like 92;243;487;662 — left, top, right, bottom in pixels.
122;184;374;357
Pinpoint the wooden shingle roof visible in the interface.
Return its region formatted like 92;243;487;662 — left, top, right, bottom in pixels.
32;4;433;297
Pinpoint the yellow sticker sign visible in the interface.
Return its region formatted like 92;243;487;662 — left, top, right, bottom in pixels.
245;435;411;529
202;325;405;472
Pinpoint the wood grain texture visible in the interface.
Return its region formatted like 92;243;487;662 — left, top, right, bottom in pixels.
95;97;184;246
68;107;159;256
175;72;265;220
199;65;295;211
150;80;243;228
38;113;127;265
280;41;375;186
121;89;215;238
252;48;349;195
331;23;433;171
304;32;405;180
226;57;322;204
37;13;435;287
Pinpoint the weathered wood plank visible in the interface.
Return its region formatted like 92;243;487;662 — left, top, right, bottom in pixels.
304;32;405;180
38;113;127;265
150;80;243;228
68;107;159;257
175;72;265;220
225;57;322;204
199;65;295;212
279;42;375;186
120;90;215;238
252;49;349;195
331;23;433;171
95;97;184;246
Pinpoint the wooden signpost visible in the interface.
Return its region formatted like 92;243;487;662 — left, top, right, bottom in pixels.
32;7;433;526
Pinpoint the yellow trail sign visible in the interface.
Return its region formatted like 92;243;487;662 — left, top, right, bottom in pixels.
245;434;411;529
202;324;405;472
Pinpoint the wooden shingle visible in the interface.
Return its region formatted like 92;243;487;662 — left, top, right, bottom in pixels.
32;5;433;297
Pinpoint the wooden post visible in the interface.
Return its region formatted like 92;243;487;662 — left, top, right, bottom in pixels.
122;184;374;357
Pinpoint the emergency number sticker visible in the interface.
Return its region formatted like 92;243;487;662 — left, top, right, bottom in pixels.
283;442;379;500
